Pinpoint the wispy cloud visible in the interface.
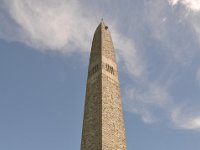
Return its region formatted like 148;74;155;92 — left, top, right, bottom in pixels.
121;0;200;131
112;32;146;77
169;0;200;12
0;0;97;52
171;106;200;130
125;82;172;124
1;0;200;131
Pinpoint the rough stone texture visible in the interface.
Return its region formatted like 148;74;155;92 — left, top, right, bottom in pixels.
81;21;127;150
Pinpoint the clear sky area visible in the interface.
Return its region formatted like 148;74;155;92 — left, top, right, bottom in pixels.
1;0;200;150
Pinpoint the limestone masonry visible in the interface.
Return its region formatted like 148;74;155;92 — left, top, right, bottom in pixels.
81;21;127;150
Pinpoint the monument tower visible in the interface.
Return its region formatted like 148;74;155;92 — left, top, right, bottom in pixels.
81;21;127;150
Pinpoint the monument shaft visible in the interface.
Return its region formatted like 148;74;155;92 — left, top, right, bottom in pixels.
81;21;127;150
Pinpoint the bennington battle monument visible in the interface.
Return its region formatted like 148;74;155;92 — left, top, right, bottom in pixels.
81;21;127;150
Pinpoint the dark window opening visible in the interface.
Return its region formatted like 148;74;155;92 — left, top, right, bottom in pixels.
106;63;114;75
89;64;99;77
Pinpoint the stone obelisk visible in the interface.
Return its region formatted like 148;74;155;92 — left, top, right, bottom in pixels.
81;21;127;150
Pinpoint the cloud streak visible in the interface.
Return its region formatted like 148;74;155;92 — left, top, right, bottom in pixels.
0;0;97;52
171;106;200;130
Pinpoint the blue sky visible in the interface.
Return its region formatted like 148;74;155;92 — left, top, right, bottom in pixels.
1;0;200;149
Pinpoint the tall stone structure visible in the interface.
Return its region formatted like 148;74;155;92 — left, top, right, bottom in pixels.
81;21;127;150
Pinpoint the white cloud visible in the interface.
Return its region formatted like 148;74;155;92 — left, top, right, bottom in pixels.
112;32;146;77
169;0;200;12
168;0;179;5
0;0;97;52
171;106;200;130
126;81;200;130
125;82;172;124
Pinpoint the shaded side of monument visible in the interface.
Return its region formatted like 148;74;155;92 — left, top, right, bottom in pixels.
81;21;127;150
